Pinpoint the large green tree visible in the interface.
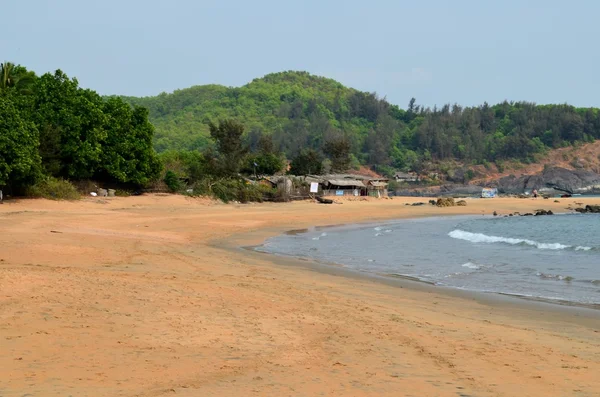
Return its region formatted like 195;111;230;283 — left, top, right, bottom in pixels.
100;98;161;184
33;70;106;179
0;94;41;190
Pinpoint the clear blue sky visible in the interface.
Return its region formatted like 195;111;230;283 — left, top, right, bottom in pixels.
2;0;599;108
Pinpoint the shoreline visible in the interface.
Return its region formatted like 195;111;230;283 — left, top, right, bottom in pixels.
224;216;600;321
3;195;600;396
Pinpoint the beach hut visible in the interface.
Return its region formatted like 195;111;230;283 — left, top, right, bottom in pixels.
367;179;390;197
322;177;366;197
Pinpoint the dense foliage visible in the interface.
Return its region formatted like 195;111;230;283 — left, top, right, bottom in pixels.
120;71;600;176
0;62;161;194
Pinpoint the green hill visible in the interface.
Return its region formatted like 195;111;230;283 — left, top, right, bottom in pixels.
119;71;600;176
119;71;404;154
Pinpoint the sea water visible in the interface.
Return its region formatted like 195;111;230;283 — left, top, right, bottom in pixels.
258;214;600;306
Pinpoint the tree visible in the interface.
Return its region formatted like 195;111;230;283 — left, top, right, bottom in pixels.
99;98;161;185
244;152;284;176
323;133;351;172
33;70;106;179
208;119;248;176
0;95;41;190
1;62;36;94
0;62;17;90
289;149;324;175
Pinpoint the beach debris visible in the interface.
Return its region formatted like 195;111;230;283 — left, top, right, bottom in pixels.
90;192;97;197
436;197;455;207
315;196;333;204
456;200;467;206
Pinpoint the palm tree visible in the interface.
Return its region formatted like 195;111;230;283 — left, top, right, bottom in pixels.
1;61;36;93
0;61;16;89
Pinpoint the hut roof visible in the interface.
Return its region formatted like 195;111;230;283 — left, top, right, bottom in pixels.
325;179;366;187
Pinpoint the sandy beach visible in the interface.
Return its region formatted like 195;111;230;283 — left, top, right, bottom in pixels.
2;194;600;397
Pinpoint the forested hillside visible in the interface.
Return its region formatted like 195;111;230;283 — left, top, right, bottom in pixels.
120;71;600;176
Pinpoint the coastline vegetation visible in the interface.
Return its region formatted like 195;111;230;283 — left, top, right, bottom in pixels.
2;63;600;202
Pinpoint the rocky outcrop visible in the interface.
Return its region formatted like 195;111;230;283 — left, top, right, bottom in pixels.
575;205;600;213
494;167;600;195
436;197;456;207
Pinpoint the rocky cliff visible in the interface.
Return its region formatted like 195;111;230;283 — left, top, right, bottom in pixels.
493;167;600;195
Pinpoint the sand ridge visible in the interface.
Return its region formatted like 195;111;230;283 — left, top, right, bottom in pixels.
1;195;600;396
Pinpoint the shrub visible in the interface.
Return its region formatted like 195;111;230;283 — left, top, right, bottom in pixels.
191;178;276;203
26;177;80;200
164;170;182;192
115;189;132;197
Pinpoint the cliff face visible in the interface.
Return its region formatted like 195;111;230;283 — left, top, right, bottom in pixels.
493;167;600;195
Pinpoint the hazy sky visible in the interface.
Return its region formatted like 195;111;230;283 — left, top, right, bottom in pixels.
2;0;599;108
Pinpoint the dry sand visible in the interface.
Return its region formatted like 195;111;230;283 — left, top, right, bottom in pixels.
1;194;600;397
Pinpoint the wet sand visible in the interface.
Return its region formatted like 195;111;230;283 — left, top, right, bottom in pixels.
1;195;600;396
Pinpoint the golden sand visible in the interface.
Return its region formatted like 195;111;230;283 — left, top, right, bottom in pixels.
1;195;600;396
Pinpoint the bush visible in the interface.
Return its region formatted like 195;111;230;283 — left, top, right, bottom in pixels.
191;178;276;203
164;170;182;192
26;177;80;200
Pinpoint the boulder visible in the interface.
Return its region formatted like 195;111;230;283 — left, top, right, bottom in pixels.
534;209;554;216
436;197;456;207
456;200;467;206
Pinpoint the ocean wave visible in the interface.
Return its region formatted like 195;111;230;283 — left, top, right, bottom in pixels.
461;262;480;270
536;272;574;282
448;229;592;251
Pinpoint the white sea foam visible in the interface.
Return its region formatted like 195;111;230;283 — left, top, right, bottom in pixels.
320;232;328;237
374;227;383;231
384;229;392;233
448;229;571;250
312;237;320;241
461;262;480;270
375;233;384;236
575;246;592;251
